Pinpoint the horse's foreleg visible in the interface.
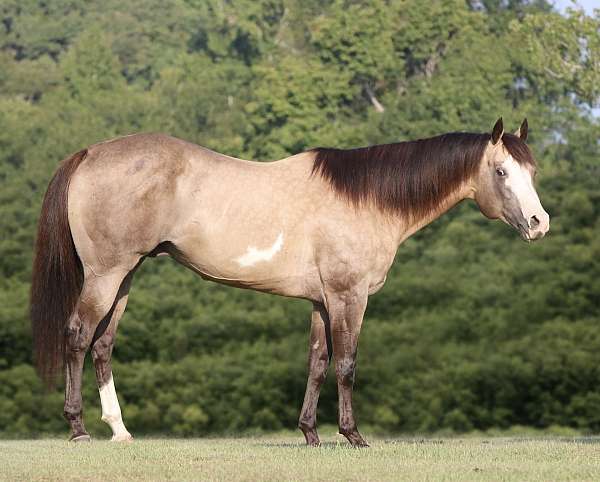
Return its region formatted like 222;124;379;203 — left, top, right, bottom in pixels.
64;271;127;442
328;292;368;447
91;271;134;442
298;303;331;446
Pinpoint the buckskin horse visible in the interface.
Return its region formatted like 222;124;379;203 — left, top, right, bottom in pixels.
30;118;549;446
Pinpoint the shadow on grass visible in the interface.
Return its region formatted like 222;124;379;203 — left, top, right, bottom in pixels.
569;436;600;444
255;442;353;449
255;438;449;449
257;436;600;448
382;438;445;445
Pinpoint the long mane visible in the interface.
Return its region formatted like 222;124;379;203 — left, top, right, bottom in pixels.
311;132;535;219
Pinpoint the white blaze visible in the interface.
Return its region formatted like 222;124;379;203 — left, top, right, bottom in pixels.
236;232;284;267
503;155;543;226
99;375;132;441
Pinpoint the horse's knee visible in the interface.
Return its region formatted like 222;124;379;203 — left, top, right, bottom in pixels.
311;358;329;384
336;357;355;386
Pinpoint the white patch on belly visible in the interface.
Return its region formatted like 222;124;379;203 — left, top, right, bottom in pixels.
236;232;284;267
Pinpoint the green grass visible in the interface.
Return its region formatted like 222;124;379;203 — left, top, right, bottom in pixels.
2;432;600;481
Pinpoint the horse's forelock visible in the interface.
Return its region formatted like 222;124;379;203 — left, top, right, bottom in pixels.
501;133;537;168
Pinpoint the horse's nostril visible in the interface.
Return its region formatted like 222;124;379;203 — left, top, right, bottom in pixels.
530;215;540;229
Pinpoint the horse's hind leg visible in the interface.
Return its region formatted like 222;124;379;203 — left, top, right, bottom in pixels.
64;269;130;442
91;269;136;442
298;303;331;446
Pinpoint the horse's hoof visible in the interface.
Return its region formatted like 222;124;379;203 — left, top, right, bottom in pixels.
306;438;321;447
340;430;369;448
69;432;91;442
111;433;133;442
303;434;321;447
299;426;321;447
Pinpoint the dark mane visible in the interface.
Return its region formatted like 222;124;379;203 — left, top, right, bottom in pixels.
311;131;535;219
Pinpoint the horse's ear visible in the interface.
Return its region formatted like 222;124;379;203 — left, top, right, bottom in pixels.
491;117;504;145
514;118;528;142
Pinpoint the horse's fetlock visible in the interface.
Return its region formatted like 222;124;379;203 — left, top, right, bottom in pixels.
101;412;121;424
339;424;357;437
63;406;81;421
298;418;315;431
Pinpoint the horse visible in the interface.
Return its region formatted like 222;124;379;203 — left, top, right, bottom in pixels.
30;117;549;446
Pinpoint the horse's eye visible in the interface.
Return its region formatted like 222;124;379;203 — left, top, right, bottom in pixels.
496;168;506;177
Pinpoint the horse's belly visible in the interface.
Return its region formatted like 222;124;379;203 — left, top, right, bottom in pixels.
171;227;317;299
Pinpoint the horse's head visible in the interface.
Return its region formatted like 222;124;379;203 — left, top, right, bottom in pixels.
473;118;549;241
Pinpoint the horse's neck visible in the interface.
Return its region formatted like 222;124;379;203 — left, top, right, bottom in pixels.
395;182;475;245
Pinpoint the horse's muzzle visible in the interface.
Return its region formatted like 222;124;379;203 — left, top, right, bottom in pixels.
525;211;550;242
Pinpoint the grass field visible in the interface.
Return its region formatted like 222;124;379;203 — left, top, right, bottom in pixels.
2;432;600;481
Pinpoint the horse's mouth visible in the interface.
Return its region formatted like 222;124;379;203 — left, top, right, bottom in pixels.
516;222;547;243
501;213;535;243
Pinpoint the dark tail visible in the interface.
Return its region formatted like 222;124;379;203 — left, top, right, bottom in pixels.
30;149;87;388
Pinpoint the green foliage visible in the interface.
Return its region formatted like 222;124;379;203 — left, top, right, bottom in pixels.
0;0;598;436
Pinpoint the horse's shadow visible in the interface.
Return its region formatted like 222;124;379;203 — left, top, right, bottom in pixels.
568;436;600;444
256;441;358;449
254;438;447;448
